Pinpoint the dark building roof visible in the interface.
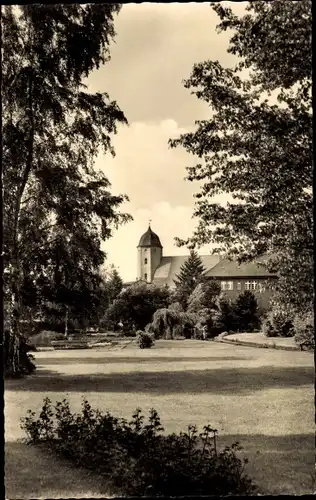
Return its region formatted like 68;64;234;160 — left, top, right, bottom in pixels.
153;255;222;288
152;254;276;288
204;256;275;278
138;226;163;248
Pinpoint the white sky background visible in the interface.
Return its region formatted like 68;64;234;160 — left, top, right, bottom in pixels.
86;2;248;281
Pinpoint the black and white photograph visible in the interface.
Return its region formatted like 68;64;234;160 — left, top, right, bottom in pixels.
2;1;314;497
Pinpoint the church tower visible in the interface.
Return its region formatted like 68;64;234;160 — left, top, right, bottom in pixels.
137;225;163;282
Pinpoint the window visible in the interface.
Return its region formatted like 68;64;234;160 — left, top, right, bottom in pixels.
245;281;258;290
144;273;147;280
144;258;147;264
237;282;241;291
221;281;233;291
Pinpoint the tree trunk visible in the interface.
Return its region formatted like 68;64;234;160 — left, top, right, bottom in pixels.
64;306;69;337
5;263;22;376
5;58;35;376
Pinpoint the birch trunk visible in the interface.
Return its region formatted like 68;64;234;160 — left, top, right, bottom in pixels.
6;46;35;375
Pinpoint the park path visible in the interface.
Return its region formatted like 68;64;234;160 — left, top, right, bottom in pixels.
217;332;299;350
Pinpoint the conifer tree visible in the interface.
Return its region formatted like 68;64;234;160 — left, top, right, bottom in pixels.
173;251;207;309
233;291;260;333
107;267;123;304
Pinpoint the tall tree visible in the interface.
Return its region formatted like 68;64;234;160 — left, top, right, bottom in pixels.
169;1;312;315
173;251;207;308
105;282;170;331
233;291;260;332
105;265;124;304
187;280;221;313
2;5;132;375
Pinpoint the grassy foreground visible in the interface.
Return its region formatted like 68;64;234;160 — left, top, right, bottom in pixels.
5;340;315;496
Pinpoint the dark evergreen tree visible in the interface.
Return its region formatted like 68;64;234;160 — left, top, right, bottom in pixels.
218;296;238;333
233;291;260;333
107;267;123;304
173;251;207;309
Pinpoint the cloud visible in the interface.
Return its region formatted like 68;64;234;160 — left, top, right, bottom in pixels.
86;2;244;126
96;118;197;209
87;3;248;281
96;119;199;280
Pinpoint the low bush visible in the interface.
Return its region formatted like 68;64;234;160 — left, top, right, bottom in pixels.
144;322;155;334
28;330;65;347
136;331;154;349
172;324;185;338
262;305;294;337
21;398;256;496
293;312;314;350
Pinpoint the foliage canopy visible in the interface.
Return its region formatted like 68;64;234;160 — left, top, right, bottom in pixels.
3;4;131;374
169;0;312;314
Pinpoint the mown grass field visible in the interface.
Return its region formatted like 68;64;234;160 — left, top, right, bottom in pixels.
5;340;315;497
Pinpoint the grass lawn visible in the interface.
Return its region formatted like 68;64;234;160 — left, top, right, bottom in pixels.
5;340;315;497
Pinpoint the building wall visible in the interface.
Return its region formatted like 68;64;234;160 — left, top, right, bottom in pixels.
137;246;162;282
209;277;276;310
150;247;162;281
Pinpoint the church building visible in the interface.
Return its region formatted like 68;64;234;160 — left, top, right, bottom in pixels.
129;225;277;309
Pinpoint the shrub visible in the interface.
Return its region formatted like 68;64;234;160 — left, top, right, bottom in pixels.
151;308;197;340
168;302;184;313
262;304;294;337
208;308;226;338
233;291;261;332
191;308;226;339
28;330;65;347
172;324;185;339
151;308;180;339
187;280;221;313
218;297;238;333
145;322;154;334
105;282;170;331
293;311;314;350
136;331;154;349
21;398;256;496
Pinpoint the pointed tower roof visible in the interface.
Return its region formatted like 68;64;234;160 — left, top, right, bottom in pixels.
138;225;162;248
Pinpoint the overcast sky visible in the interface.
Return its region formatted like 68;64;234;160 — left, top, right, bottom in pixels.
87;2;247;281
